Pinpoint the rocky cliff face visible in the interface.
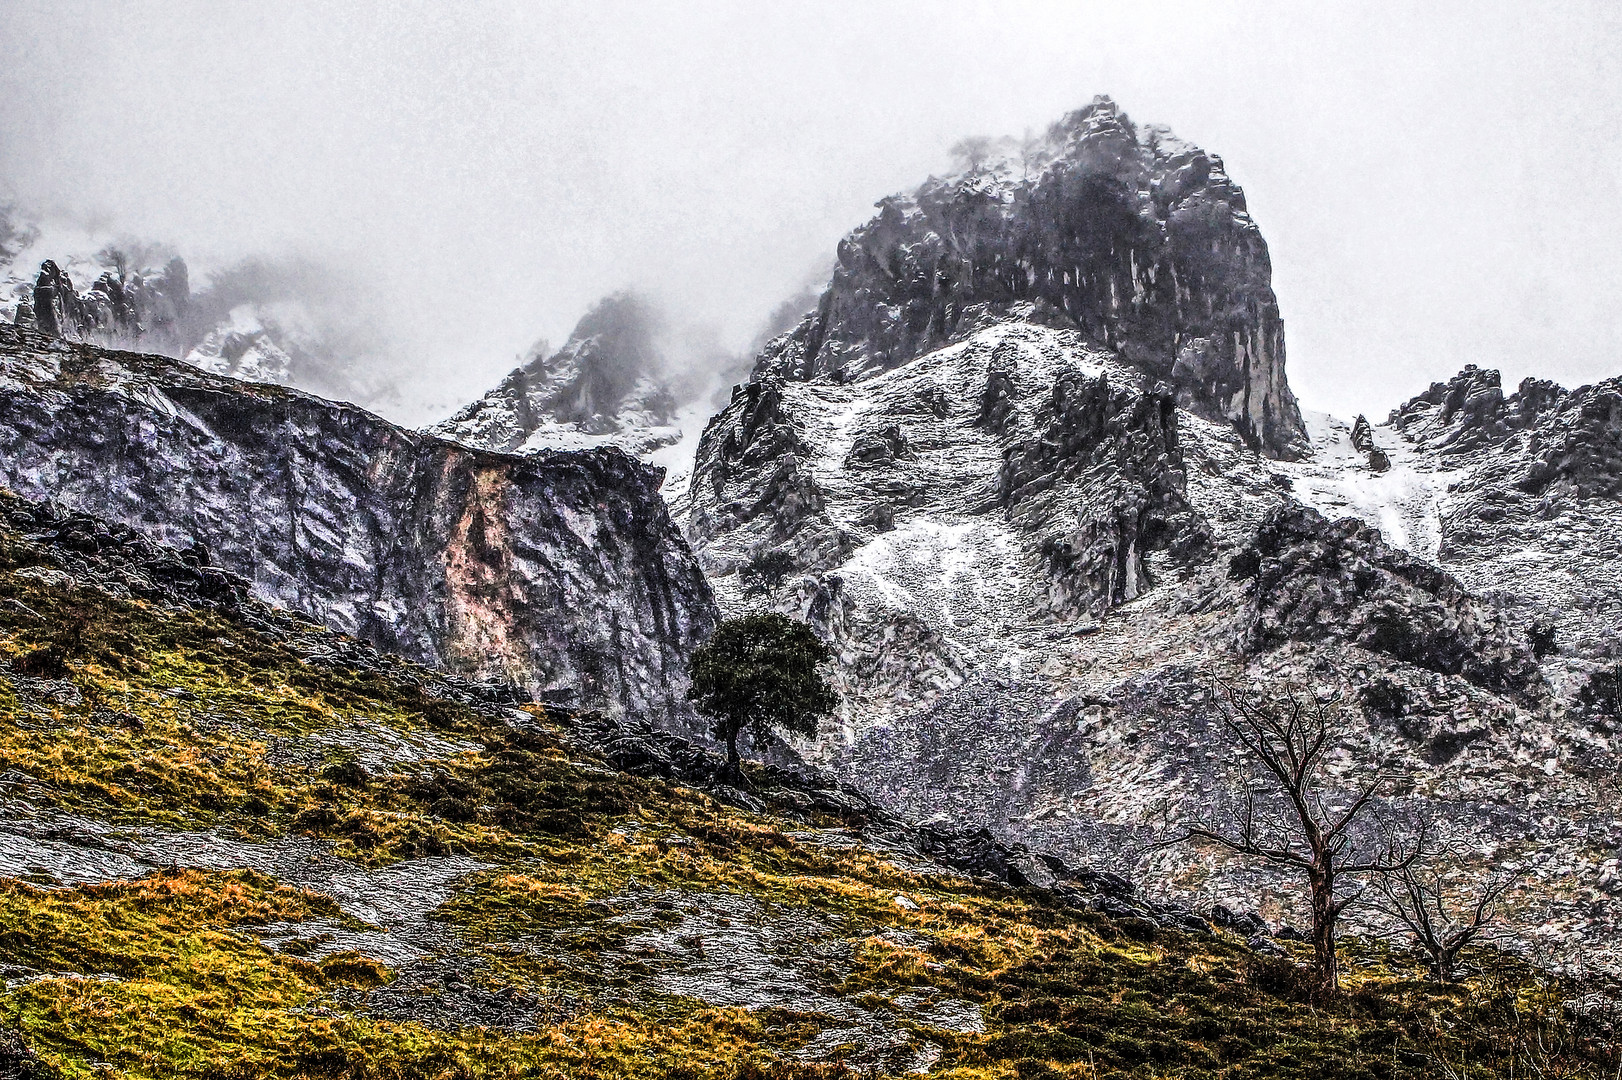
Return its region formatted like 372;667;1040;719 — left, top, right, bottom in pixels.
693;355;1622;967
1229;503;1543;700
754;97;1307;458
0;324;716;722
1374;367;1622;662
1274;366;1622;662
690;323;1208;662
431;293;681;457
19;256;191;356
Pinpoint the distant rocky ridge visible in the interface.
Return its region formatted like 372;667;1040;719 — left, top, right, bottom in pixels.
1;210;395;408
15;254;191;356
754;96;1307;458
0;324;716;723
1295;365;1622;660
431;293;682;457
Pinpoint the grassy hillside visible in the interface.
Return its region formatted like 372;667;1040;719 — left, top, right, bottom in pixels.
0;495;1615;1079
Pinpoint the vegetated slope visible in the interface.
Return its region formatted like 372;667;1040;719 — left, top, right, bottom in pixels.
0;490;1615;1079
0;324;715;724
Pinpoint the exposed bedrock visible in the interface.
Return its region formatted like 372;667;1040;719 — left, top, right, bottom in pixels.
0;325;716;722
690;325;1207;626
1377;365;1622;656
753;97;1307;458
688;375;852;575
1229;503;1544;701
1392;364;1622;500
1001;363;1208;618
24;256;191;355
431;292;683;457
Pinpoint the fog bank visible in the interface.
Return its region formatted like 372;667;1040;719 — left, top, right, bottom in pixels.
2;1;1618;423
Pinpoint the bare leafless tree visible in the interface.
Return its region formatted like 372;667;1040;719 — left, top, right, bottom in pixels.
1362;858;1520;982
1182;674;1432;991
1018;127;1043;181
950;135;995;174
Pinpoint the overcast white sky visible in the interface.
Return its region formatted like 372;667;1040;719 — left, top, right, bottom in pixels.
1;1;1618;424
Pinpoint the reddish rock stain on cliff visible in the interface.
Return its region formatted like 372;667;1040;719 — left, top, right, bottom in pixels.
440;463;526;684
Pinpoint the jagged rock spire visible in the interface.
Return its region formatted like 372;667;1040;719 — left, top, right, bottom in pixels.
754;96;1308;458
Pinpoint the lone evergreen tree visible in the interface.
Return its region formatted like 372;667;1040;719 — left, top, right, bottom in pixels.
740;549;797;600
687;613;836;785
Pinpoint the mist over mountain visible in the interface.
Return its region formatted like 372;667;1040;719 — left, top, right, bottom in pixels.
3;4;1619;425
0;207;407;411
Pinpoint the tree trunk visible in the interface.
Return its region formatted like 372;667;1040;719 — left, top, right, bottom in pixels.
724;728;746;788
1434;945;1459;984
1308;868;1339;993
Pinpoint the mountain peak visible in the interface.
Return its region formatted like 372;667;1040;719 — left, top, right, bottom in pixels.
432;291;682;457
753;98;1308;458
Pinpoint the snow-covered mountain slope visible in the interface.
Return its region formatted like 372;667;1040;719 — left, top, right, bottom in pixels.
691;320;1201;682
413;93;1622;970
685;316;1620;969
1274;368;1622;685
1276;410;1460;559
431;293;684;459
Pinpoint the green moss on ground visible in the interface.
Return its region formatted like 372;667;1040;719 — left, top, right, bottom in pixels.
0;529;1615;1078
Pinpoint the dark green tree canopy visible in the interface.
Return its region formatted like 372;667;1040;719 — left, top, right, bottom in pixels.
740;549;797;599
687;613;836;779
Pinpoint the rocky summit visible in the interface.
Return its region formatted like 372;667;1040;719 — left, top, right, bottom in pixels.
754;97;1307;458
432;292;683;458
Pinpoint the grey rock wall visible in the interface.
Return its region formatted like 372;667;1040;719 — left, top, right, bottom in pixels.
0;325;716;722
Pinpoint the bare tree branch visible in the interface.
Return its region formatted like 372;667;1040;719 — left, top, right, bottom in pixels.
1360;856;1520;982
1169;671;1437;992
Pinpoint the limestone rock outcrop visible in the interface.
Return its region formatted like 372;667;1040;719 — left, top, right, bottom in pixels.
0;324;716;722
1230;503;1543;699
22;256;191;355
